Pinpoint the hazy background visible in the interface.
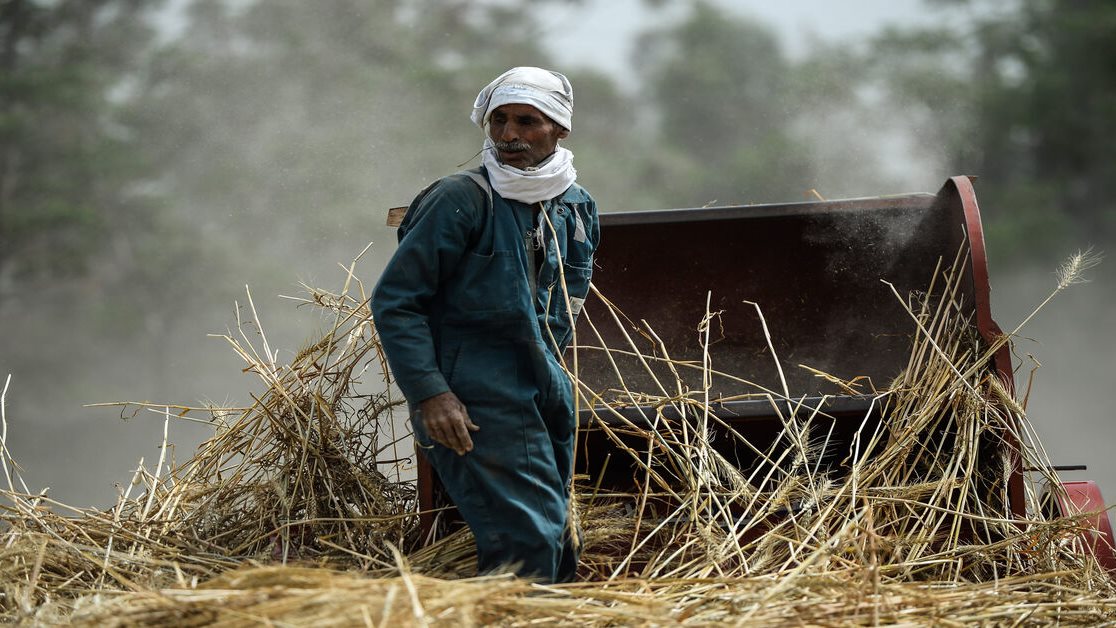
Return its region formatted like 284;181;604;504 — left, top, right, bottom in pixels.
2;0;1113;509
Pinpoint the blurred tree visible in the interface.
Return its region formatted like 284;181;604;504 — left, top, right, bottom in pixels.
988;0;1116;254
631;1;816;207
126;0;588;280
2;0;640;373
533;65;656;213
871;0;1116;259
0;0;164;300
0;0;646;508
0;0;647;310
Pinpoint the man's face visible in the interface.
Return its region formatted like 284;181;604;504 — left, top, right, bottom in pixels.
487;103;569;170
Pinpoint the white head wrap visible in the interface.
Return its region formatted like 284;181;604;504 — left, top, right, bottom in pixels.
470;67;578;204
471;66;574;131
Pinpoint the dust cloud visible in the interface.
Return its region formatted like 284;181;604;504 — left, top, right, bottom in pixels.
991;260;1116;499
2;0;1113;516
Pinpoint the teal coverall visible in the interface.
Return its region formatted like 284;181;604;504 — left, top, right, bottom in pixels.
371;167;599;583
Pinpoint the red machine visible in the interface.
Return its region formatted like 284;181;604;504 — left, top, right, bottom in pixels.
413;176;1113;569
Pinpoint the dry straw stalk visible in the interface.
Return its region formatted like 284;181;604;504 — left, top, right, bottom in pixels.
1;247;1113;625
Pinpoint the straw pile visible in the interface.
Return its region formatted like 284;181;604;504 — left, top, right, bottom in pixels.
2;248;1114;626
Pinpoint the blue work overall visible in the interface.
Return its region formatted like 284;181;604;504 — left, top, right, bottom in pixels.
371;167;599;582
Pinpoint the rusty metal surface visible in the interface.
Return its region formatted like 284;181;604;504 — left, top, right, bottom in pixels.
417;179;1027;535
578;394;887;496
946;175;1025;513
571;179;1024;515
576;191;968;398
592;394;879;427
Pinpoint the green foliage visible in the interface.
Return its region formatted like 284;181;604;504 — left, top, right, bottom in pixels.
632;1;815;206
123;0;575;282
554;69;652;211
8;0;1112;328
870;0;1116;260
6;0;1113;507
0;0;164;286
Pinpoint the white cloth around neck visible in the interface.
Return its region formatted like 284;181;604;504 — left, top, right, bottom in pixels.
481;138;577;204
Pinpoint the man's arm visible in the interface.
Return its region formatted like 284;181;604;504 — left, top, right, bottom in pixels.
418;391;478;455
371;178;485;454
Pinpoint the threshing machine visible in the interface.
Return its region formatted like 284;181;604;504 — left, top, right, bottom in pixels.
412;176;1114;569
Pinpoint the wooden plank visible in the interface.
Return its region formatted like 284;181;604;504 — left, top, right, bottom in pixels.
386;206;408;227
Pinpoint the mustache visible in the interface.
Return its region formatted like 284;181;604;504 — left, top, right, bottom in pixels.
456;141;532;168
492;141;530;152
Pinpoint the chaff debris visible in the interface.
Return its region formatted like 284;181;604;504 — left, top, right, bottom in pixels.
1;250;1113;626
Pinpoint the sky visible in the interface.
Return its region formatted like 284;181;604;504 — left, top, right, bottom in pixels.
540;0;929;79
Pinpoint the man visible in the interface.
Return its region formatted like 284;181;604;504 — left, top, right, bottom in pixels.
371;67;599;583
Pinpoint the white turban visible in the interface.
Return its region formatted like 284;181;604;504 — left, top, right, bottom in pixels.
471;66;574;132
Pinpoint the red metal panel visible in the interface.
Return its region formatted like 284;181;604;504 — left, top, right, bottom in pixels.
1057;480;1116;573
943;176;1026;516
415;446;436;542
579;193;945;396
948;176;1015;386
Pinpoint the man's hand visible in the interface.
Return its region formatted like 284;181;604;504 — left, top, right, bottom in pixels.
419;391;480;456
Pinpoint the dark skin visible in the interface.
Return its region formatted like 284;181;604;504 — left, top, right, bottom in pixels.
418;391;477;456
488;103;570;169
419;103;570;456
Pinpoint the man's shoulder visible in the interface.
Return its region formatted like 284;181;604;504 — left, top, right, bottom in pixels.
421;169;488;199
410;169;489;214
558;182;594;205
396;170;489;235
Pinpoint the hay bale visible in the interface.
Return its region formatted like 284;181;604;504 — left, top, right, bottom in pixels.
2;251;1114;625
